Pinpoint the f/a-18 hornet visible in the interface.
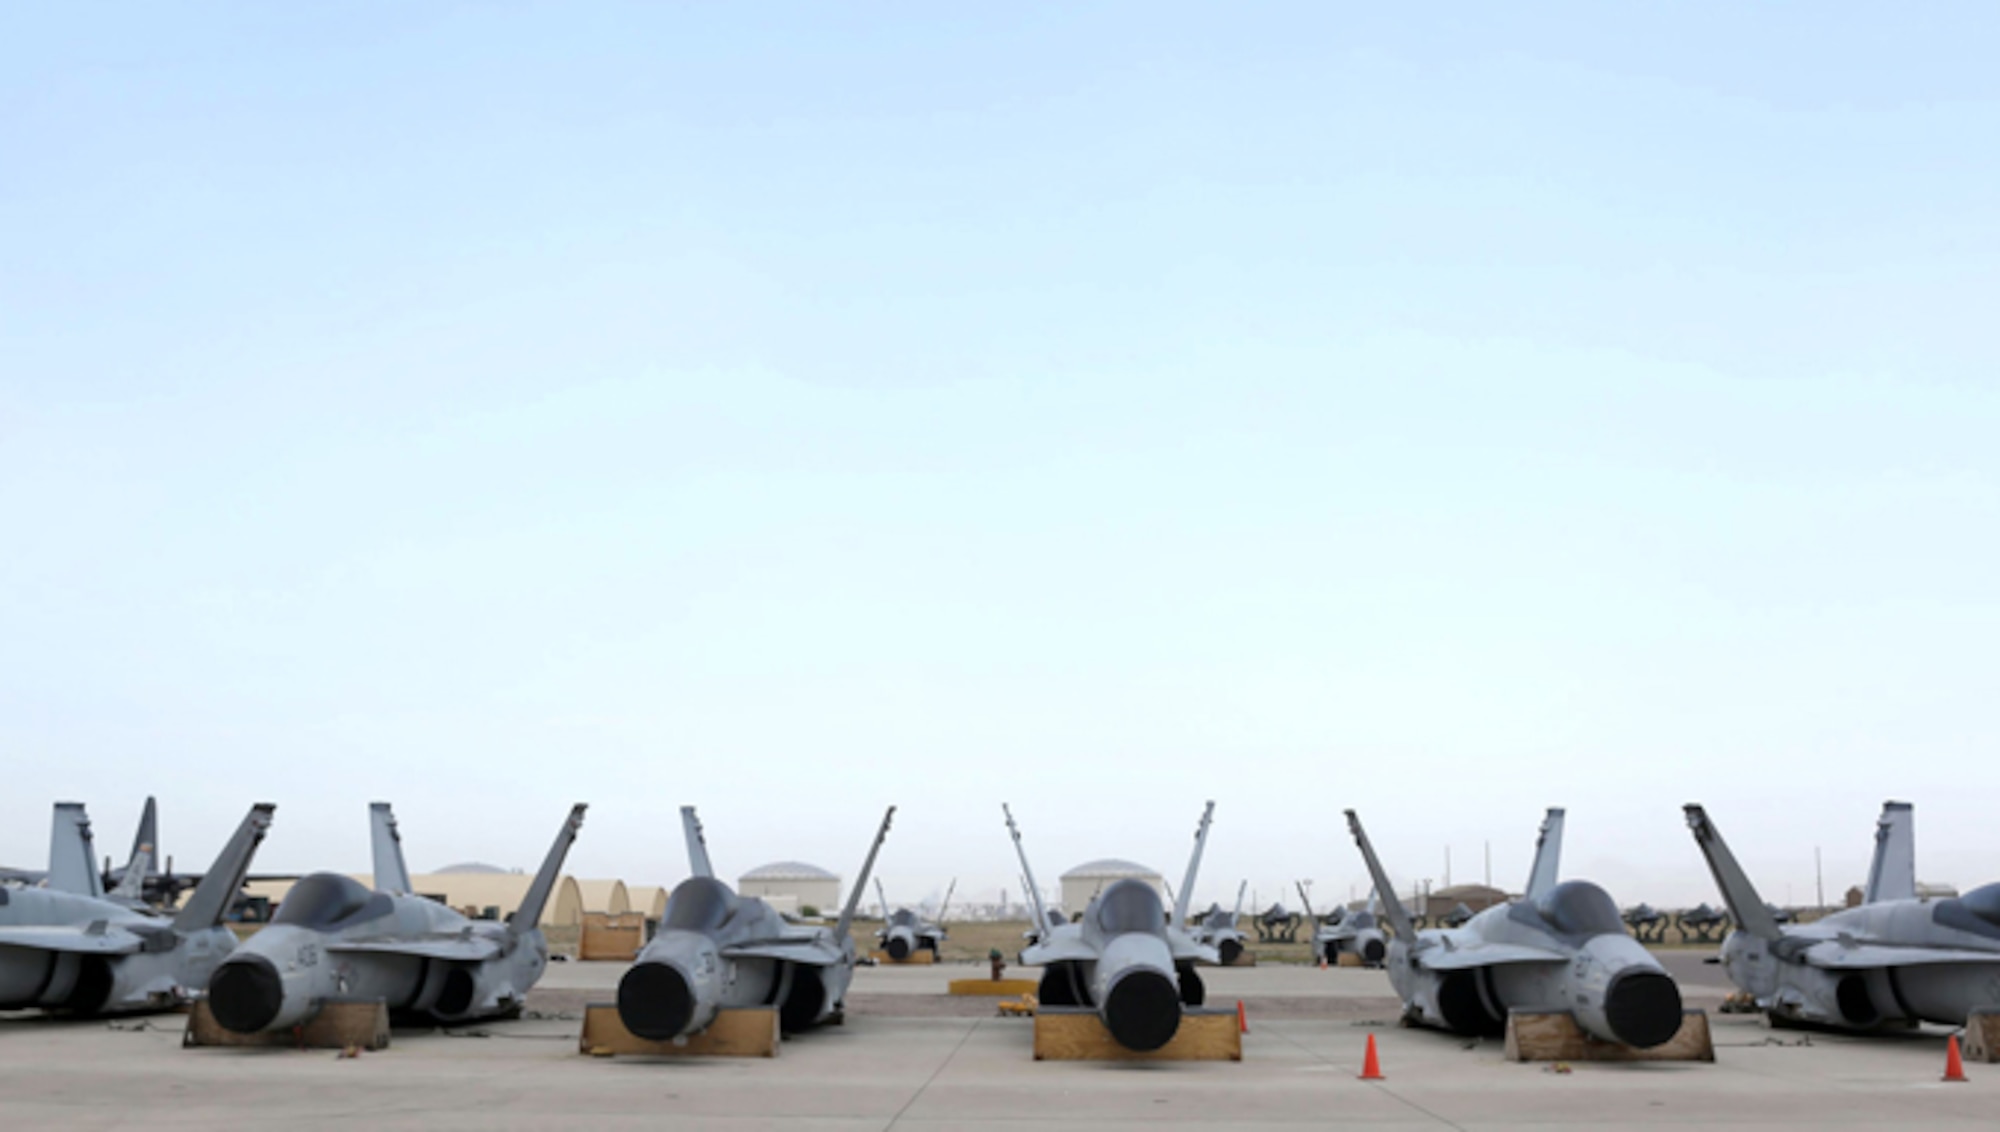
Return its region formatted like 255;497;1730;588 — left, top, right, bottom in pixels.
1300;883;1389;967
0;801;272;1014
207;802;585;1034
618;804;895;1040
1003;801;1219;1052
876;877;952;960
1188;880;1248;964
1685;800;2000;1030
1347;807;1686;1048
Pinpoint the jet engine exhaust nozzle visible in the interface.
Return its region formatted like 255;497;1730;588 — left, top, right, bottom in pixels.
1101;968;1182;1052
617;961;698;1041
885;933;912;961
1604;968;1684;1049
208;955;285;1034
1217;939;1243;965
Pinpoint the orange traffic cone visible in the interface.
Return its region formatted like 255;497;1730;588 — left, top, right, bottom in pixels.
1236;1000;1248;1034
1359;1032;1385;1080
1944;1034;1969;1082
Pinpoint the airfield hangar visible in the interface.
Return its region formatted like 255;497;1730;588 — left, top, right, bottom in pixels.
738;860;841;917
1060;858;1164;914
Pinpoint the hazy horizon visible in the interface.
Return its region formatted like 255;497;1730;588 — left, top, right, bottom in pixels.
4;4;1995;911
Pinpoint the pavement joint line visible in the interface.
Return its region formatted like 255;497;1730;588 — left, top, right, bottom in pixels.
1260;1021;1465;1131
881;1015;983;1131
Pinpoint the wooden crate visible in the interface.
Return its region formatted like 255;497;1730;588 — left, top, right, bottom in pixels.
578;1004;779;1058
1960;1009;2000;1063
1223;950;1258;967
183;998;389;1051
1335;951;1364;968
870;949;937;965
1503;1009;1714;1063
949;978;1040;997
579;912;648;961
1032;1007;1242;1061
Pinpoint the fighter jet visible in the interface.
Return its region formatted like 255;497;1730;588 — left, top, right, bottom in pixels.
1188;881;1249;964
616;804;894;1040
0;801;272;1014
1346;807;1686;1048
1306;889;1389;967
206;802;584;1034
1002;801;1219;1053
1684;801;2000;1030
3;797;163;900
875;877;951;961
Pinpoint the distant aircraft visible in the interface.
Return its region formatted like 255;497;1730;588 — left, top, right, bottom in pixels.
206;802;584;1034
0;802;272;1014
875;877;951;960
1003;801;1219;1052
3;797;164;900
1346;807;1686;1048
1685;801;2000;1030
1188;880;1249;964
617;804;894;1040
1300;884;1387;966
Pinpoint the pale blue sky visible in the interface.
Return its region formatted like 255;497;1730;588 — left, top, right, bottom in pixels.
3;4;1996;909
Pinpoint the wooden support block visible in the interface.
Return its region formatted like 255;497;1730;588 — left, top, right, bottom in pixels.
1503;1009;1714;1063
183;998;390;1051
949;978;1040;996
578;1004;779;1058
1960;1009;2000;1063
579;912;647;961
1032;1007;1242;1061
1224;950;1258;967
1336;951;1363;968
869;949;937;965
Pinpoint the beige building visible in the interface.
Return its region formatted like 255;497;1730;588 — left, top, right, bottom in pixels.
738;861;840;916
1060;858;1163;915
242;870;638;927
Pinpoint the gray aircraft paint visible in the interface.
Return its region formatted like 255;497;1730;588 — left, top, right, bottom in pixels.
1346;807;1686;1048
205;802;585;1034
876;877;952;960
1301;884;1388;967
1685;801;2000;1029
1188;880;1249;965
0;803;273;1015
1863;801;1916;905
616;804;896;1040
1004;801;1219;1053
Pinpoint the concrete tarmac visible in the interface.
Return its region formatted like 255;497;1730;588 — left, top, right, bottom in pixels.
0;961;1989;1130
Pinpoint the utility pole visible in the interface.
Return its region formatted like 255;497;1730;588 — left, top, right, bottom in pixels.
1484;841;1491;888
1445;846;1452;888
1815;846;1824;911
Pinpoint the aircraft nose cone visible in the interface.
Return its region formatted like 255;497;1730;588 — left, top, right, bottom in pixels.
1217;939;1243;965
617;961;696;1041
1361;937;1386;965
1101;968;1182;1052
1604;968;1683;1048
208;955;284;1034
885;934;911;961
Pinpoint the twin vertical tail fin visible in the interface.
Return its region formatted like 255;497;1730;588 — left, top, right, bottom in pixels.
836;806;896;939
936;878;957;923
1523;807;1566;900
1682;804;1782;941
1864;801;1916;904
111;845;153;902
173;804;276;932
681;807;715;879
1343;810;1416;940
875;877;891;918
1292;880;1312;923
1003;804;1052;935
122;796;158;885
369;802;414;895
512;804;587;935
1173;800;1215;924
47;803;105;899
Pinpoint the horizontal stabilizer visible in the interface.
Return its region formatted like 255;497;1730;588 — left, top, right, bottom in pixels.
329;935;503;963
1412;941;1567;971
0;924;145;955
1804;941;2000;970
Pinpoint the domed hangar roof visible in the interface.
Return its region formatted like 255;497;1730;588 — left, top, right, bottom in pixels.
741;861;838;881
1062;858;1159;880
